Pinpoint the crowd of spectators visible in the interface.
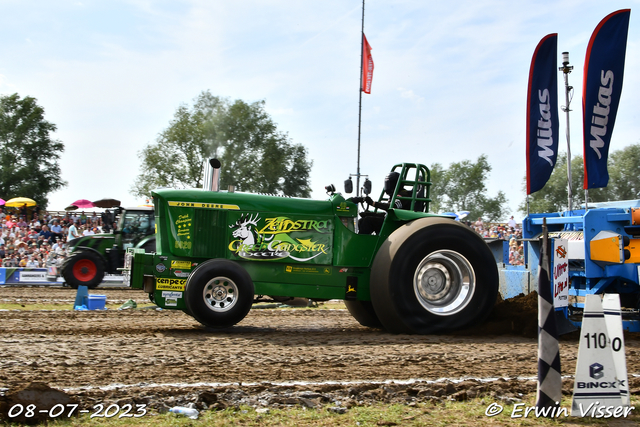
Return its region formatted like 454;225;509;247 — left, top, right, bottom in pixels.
2;205;526;268
0;207;115;268
467;215;525;265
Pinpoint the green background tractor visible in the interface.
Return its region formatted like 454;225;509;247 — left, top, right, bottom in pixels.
61;207;156;289
125;163;498;334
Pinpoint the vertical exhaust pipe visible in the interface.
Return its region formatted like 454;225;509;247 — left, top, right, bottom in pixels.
203;158;222;192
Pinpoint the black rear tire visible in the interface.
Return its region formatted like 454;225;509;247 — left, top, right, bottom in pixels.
62;251;105;289
184;259;254;328
370;218;498;334
345;300;383;329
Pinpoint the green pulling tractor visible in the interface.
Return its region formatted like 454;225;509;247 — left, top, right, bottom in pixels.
61;207;156;289
124;163;498;334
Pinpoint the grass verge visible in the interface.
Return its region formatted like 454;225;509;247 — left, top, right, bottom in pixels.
11;396;639;427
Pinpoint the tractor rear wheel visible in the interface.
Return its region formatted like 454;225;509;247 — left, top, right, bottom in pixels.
370;217;498;334
62;251;105;289
184;259;254;328
345;300;383;329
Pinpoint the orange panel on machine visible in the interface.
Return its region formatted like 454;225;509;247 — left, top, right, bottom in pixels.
590;232;625;264
626;238;640;264
632;208;640;225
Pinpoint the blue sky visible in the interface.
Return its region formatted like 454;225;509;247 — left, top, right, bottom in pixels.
1;0;639;220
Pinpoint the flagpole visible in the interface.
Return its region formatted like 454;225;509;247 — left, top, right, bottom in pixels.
559;52;574;212
356;0;365;197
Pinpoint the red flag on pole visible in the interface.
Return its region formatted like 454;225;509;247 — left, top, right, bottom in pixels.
362;34;374;94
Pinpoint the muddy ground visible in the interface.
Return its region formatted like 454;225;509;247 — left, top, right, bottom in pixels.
0;286;639;422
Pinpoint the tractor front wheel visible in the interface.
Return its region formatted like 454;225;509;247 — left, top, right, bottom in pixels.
184;259;254;328
61;251;105;289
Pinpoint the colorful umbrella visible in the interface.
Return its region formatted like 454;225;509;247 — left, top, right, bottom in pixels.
5;197;36;207
92;198;121;208
71;199;95;209
0;198;5;206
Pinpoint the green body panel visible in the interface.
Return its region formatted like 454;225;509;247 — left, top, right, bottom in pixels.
126;163;443;310
68;234;116;256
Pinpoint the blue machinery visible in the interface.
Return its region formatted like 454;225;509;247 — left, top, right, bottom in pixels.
492;200;640;332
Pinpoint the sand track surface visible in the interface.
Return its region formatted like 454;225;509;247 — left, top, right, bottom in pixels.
1;286;639;418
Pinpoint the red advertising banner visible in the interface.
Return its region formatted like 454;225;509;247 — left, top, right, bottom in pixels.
362;34;374;94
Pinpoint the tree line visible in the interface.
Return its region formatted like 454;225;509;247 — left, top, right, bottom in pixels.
2;90;638;221
522;145;640;214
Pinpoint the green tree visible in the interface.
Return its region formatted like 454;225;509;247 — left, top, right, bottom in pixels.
429;155;509;221
607;144;640;200
427;162;445;214
132;91;312;198
0;94;66;208
519;145;640;215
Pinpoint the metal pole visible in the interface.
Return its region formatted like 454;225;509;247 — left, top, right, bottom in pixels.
356;0;365;196
559;52;574;212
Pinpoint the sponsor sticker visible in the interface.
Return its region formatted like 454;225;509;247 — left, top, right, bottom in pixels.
336;201;350;212
156;277;187;291
19;271;47;282
161;291;182;299
171;260;191;269
284;265;332;275
165;298;178;307
156;263;166;273
173;270;190;278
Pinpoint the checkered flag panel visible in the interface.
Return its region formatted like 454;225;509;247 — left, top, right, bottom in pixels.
536;219;562;410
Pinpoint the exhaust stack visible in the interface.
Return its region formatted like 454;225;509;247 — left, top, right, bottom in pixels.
203;158;222;192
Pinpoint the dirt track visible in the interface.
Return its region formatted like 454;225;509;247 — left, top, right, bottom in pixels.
1;286;639;418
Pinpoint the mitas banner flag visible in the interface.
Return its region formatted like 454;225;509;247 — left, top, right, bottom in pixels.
583;9;630;189
526;34;559;195
362;34;374;94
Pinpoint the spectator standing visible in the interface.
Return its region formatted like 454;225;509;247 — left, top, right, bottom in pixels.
508;216;517;230
101;210;113;233
474;217;483;233
68;221;82;241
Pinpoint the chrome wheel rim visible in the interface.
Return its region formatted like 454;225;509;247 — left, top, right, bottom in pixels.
413;250;475;315
203;276;238;312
